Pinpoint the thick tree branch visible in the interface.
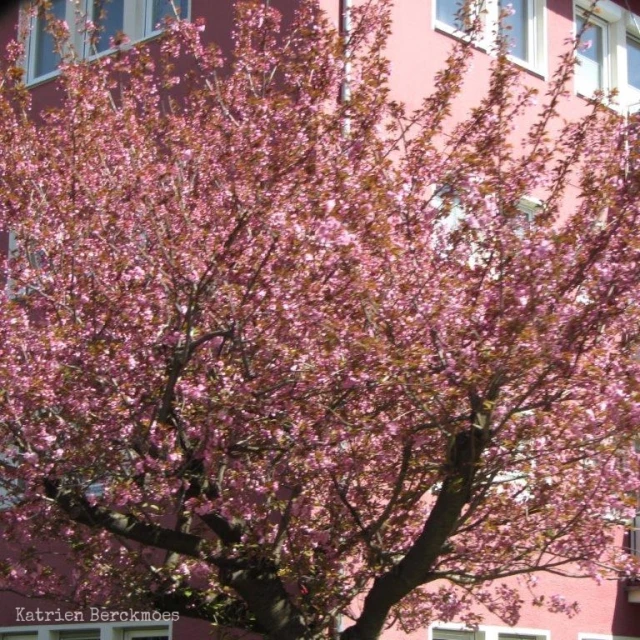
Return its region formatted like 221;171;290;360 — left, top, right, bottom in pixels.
198;512;244;545
43;479;225;564
220;563;309;640
341;427;489;640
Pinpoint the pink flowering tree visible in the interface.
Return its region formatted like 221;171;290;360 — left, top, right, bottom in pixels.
0;1;639;638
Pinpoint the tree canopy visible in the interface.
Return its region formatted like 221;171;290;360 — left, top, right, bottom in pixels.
0;1;639;639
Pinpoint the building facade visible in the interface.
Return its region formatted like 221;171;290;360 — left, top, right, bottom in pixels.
0;0;639;638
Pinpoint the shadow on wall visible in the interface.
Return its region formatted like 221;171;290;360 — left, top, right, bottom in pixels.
611;532;640;637
199;0;298;58
17;0;300;116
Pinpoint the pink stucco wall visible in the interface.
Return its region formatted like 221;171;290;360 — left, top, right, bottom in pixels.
350;0;640;635
338;0;640;635
344;533;640;639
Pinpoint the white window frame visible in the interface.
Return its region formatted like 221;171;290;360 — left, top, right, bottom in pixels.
574;7;614;97
432;186;542;231
25;0;76;85
578;635;640;640
431;625;486;640
433;0;547;75
625;15;640;107
432;184;466;232
0;623;172;640
23;0;190;86
144;0;190;38
433;0;480;36
430;624;549;640
5;229;18;298
515;194;542;234
573;0;640;110
56;631;100;640
5;229;47;299
83;0;135;59
122;630;170;640
517;195;542;218
491;0;546;72
0;451;26;510
629;513;640;556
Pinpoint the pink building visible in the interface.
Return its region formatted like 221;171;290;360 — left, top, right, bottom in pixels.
0;0;639;638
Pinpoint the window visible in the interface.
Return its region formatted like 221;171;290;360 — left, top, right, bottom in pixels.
434;0;545;72
628;34;640;104
0;453;26;509
431;626;549;640
5;230;47;298
89;0;125;54
433;186;540;233
87;0;190;55
28;0;66;81
575;12;607;95
147;0;189;35
629;513;640;556
25;0;190;84
515;195;542;234
123;631;170;640
435;0;467;31
573;0;640;108
57;632;100;640
500;0;531;61
496;632;548;640
433;184;466;231
0;627;171;640
433;630;485;640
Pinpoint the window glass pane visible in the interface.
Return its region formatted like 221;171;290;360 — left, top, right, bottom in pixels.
628;36;640;90
58;632;100;640
33;0;65;78
92;0;125;52
501;0;528;60
577;55;602;93
436;0;462;28
577;16;603;65
576;15;603;92
433;630;479;640
151;0;188;29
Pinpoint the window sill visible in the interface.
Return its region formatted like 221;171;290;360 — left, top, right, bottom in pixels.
25;29;169;88
575;86;640;115
508;55;546;81
434;21;478;45
25;68;60;88
434;22;547;81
